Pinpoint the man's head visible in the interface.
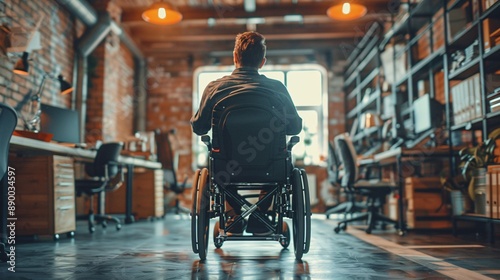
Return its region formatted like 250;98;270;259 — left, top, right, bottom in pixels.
233;31;267;69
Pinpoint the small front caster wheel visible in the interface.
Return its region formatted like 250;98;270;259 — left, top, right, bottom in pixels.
67;231;75;238
101;221;108;228
53;234;60;241
213;222;223;248
116;224;122;231
334;227;341;234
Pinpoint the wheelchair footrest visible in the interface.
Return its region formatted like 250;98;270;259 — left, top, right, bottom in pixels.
221;234;283;242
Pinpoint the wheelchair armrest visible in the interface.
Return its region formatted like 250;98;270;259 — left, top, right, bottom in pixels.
201;135;212;151
287;136;300;151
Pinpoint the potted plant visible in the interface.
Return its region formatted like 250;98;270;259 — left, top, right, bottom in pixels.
440;128;500;215
458;128;500;213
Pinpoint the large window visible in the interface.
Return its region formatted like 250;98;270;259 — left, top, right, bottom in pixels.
192;64;327;168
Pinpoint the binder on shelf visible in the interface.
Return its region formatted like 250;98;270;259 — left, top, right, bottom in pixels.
474;74;482;118
486;169;491;218
468;77;475;120
487;166;500;218
483;0;499;11
491;166;500;219
483;18;492;53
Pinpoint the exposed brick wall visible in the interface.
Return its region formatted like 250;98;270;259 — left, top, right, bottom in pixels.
85;45;106;144
146;57;197;180
84;1;134;144
0;0;74;129
85;39;134;144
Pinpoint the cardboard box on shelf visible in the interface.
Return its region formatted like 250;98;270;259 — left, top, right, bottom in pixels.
405;177;451;229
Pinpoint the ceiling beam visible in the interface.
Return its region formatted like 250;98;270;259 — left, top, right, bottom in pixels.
141;38;355;57
121;2;393;23
128;19;375;41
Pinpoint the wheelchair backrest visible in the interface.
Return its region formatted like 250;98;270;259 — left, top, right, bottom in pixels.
210;92;288;184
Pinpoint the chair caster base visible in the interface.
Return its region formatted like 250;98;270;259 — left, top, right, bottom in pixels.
334;223;346;234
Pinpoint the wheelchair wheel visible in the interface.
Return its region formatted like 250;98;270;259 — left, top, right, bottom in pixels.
292;168;305;260
197;168;210;261
280;221;290;249
300;169;312;254
191;169;201;254
213;221;223;248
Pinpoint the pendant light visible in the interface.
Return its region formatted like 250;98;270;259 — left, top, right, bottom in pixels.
142;1;183;25
327;1;367;21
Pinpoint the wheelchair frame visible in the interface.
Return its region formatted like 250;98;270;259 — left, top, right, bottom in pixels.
191;136;311;261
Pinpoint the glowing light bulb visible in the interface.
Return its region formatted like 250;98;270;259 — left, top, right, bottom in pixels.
342;2;351;14
158;7;166;19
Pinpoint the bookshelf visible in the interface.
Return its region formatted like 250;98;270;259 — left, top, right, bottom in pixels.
379;0;447;148
356;0;500;236
343;22;386;155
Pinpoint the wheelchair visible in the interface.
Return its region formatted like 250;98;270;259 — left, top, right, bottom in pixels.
191;92;311;261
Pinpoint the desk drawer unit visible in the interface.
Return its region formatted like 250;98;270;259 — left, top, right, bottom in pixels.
9;155;76;239
105;168;164;219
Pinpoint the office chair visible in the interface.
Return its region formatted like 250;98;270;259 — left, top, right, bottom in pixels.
155;129;189;215
0;103;17;262
333;133;398;234
75;142;124;233
325;141;365;219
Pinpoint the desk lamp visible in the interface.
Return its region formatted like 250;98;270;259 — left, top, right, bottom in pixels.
13;69;73;132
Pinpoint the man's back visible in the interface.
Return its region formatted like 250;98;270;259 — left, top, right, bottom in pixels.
191;68;302;136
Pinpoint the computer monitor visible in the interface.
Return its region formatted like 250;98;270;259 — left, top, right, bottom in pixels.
40;103;80;144
413;94;442;134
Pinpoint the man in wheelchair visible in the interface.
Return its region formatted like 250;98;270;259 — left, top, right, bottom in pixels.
190;31;310;260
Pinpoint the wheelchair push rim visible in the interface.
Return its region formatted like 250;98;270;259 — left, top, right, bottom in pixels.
196;168;210;261
300;169;312;254
292;168;305;260
190;169;201;254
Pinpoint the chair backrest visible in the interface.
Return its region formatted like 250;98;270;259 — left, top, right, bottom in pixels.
0;103;18;178
327;141;340;185
154;130;178;187
334;133;359;188
86;142;123;178
211;92;288;183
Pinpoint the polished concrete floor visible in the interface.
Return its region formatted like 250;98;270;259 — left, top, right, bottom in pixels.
1;213;500;280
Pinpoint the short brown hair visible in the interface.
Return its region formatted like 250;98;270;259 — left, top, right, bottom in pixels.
233;31;266;68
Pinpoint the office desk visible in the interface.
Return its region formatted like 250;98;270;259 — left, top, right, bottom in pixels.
359;146;452;234
3;136;161;239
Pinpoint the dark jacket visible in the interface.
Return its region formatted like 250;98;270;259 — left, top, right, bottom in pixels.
191;67;302;135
